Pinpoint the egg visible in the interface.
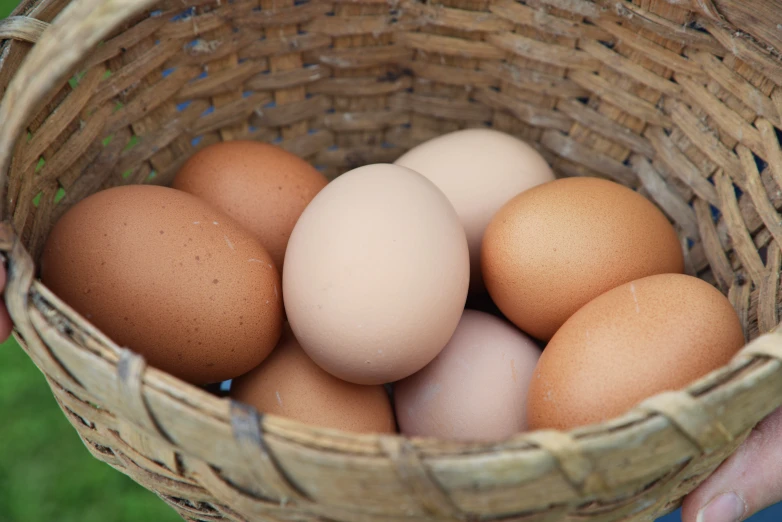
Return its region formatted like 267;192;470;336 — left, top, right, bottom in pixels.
482;177;684;341
395;310;541;441
395;129;554;293
527;274;745;431
231;325;396;433
283;164;470;385
41;185;283;384
172;141;328;272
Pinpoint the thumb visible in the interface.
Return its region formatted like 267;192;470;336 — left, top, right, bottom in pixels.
681;406;782;522
0;264;9;341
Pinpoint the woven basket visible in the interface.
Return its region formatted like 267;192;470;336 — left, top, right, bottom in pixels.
2;0;782;520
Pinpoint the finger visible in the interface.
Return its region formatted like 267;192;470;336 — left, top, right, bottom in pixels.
681;406;782;522
0;261;9;341
0;304;11;342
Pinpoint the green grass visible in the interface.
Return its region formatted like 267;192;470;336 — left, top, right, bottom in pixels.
0;336;182;522
1;0;20;17
0;5;181;521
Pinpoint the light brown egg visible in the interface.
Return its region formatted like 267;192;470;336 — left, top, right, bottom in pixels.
172;141;328;272
482;177;684;341
527;274;745;431
232;325;396;434
41;185;283;384
395;310;541;441
283;164;470;385
395;129;554;294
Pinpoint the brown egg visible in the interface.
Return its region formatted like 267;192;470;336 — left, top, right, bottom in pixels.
232;325;396;434
172;140;328;272
527;274;745;431
41;185;283;384
482;177;684;341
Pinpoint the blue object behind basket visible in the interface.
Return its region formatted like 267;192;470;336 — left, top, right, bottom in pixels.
658;504;782;521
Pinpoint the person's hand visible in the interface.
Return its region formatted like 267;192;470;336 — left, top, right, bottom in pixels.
0;264;11;341
682;406;782;522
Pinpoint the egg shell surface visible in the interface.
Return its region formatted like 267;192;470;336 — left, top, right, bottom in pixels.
232;325;396;433
41;185;283;384
395;129;554;293
527;273;745;431
395;310;541;441
283;164;470;385
172;141;328;272
482;176;684;341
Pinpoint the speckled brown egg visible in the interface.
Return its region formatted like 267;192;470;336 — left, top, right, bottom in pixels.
527;274;745;431
172;140;328;272
41;185;283;384
232;325;396;434
482;177;684;341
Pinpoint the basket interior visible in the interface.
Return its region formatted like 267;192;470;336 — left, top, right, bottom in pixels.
2;0;782;349
0;2;775;315
3;0;782;520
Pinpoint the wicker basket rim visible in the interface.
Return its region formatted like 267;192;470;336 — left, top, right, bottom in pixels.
0;0;781;452
4;0;782;518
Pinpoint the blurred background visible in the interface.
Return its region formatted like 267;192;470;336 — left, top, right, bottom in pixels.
1;0;781;521
0;336;180;522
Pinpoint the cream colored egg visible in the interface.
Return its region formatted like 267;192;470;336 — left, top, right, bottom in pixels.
283;164;470;385
395;310;541;441
395;129;554;293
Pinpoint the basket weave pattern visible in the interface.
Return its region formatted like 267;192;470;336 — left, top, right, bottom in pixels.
3;0;782;520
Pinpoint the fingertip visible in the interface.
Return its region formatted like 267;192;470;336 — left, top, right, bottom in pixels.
680;440;751;522
681;494;700;522
681;478;724;522
681;407;782;522
0;303;12;343
0;259;6;294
